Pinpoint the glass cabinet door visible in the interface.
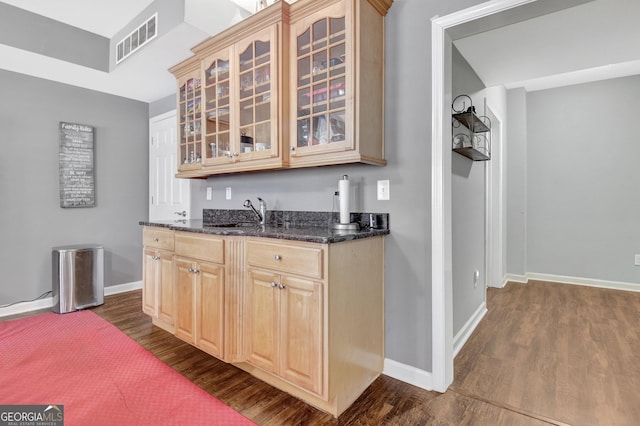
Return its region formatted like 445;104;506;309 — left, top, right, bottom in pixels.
294;13;347;150
203;53;231;163
178;75;203;167
237;33;273;156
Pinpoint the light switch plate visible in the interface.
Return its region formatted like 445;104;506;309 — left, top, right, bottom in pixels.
635;254;640;266
377;180;390;200
225;187;232;200
206;187;212;201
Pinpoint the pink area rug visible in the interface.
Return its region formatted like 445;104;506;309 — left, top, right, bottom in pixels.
0;310;255;426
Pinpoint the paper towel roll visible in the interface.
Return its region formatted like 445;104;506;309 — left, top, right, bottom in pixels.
339;175;350;224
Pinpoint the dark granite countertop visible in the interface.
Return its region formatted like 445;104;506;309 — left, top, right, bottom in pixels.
140;210;390;244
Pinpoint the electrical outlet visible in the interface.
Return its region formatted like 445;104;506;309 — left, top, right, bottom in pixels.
635;254;640;266
377;180;390;200
206;187;212;201
225;187;232;200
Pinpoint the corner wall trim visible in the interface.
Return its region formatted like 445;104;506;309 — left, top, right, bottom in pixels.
503;273;527;285
383;358;433;391
453;302;487;358
0;281;143;319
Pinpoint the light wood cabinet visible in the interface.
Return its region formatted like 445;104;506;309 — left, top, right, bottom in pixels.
174;232;226;359
141;227;384;417
245;268;323;395
170;2;290;177
142;227;175;333
169;0;391;177
288;0;390;167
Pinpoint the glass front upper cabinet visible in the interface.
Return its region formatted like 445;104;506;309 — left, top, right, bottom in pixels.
203;52;231;164
237;31;274;158
294;13;347;152
178;74;202;169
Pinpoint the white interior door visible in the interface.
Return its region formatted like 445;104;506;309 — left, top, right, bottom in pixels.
149;111;191;221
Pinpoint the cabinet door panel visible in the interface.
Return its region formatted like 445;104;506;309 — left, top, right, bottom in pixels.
291;1;352;157
142;248;158;316
157;251;175;326
174;257;196;344
280;275;323;395
197;262;225;358
246;269;279;373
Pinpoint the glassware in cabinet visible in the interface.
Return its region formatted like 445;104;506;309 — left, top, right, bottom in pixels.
294;13;347;150
237;36;273;156
203;54;232;163
178;75;203;169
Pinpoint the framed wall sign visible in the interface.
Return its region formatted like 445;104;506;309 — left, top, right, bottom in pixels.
59;122;95;208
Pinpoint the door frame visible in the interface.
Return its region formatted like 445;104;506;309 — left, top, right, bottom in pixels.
430;0;541;393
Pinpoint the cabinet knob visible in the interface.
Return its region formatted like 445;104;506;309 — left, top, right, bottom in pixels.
270;281;277;288
278;283;285;290
152;255;160;261
153;237;159;242
274;254;281;261
290;146;295;151
188;267;199;274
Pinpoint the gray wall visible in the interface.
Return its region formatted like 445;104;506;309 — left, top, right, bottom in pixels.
506;88;527;276
0;2;109;72
0;70;148;306
451;47;487;336
525;75;640;284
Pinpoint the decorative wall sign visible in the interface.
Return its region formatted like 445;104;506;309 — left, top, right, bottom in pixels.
59;122;95;208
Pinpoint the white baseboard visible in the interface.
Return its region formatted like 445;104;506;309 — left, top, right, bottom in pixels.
383;358;433;391
502;272;640;292
526;272;640;293
104;280;143;295
453;302;487;358
0;281;143;319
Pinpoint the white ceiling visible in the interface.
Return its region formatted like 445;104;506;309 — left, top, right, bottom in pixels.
0;0;636;103
454;0;640;91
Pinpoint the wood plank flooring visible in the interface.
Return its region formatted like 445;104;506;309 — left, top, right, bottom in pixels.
4;280;639;424
453;280;640;426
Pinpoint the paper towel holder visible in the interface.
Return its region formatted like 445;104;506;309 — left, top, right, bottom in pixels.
332;175;359;232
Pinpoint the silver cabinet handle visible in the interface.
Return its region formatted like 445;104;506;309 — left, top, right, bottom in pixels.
188;267;200;274
270;281;277;288
152;255;160;260
174;211;186;217
153;237;159;242
278;283;285;290
290;146;295;151
274;254;281;261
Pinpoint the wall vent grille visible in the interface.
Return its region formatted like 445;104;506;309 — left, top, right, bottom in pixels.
116;13;157;64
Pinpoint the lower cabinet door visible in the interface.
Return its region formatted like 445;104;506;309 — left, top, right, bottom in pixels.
246;269;279;373
174;257;196;344
279;275;323;395
157;251;175;327
197;261;225;359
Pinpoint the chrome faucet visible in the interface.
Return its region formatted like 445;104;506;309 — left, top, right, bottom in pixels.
243;197;267;225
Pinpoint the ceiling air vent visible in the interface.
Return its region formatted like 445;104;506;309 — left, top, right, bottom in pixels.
116;13;157;64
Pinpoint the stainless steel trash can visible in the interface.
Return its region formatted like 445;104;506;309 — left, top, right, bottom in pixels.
52;244;104;313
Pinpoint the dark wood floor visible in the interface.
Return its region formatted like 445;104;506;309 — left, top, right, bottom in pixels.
5;280;639;425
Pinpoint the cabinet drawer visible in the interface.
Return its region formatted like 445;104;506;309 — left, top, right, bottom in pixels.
247;240;323;279
175;232;224;264
143;227;175;251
